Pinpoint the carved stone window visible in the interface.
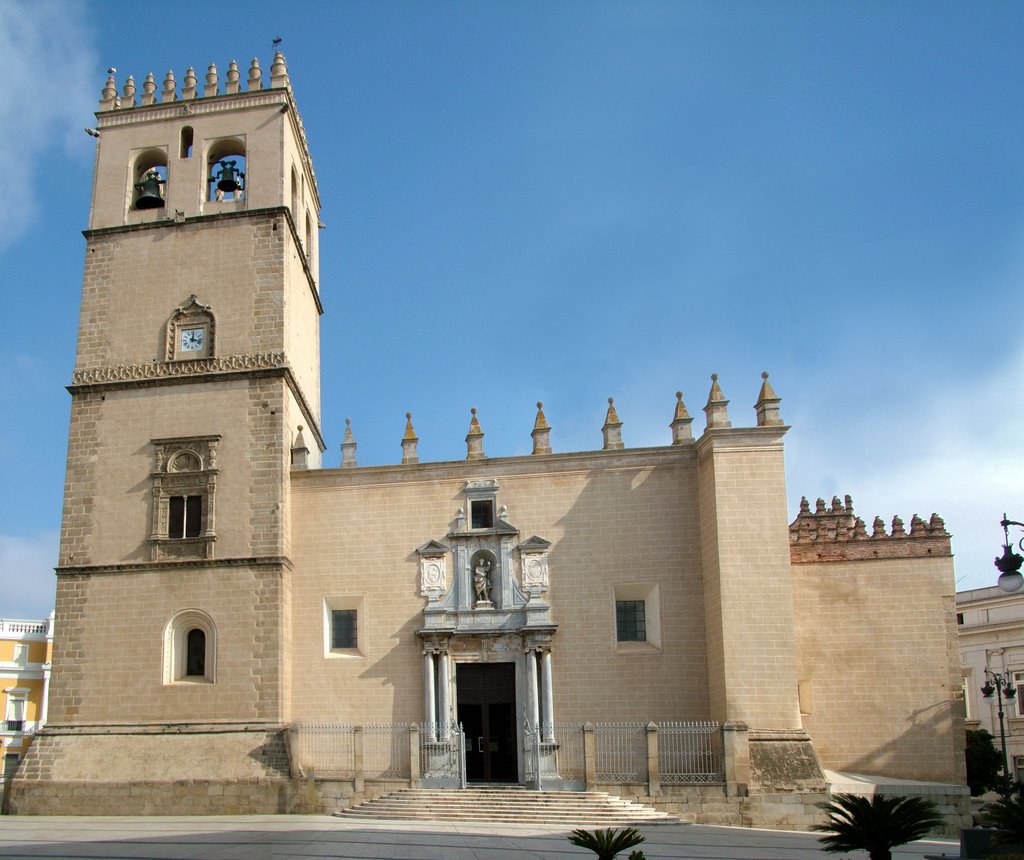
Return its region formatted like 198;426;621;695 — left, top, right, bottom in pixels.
470;500;494;529
464;480;499;530
166;295;216;361
149;436;220;561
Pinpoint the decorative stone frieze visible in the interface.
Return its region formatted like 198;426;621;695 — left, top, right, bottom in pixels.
789;494;951;562
71;351;285;385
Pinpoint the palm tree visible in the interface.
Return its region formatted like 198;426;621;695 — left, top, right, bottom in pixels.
811;793;942;860
980;794;1024;845
567;827;646;860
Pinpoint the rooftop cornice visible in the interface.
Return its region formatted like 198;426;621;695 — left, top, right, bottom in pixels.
291;443;696;490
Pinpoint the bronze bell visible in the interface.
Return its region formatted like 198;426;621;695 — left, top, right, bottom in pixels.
134;169;165;210
211;159;244;194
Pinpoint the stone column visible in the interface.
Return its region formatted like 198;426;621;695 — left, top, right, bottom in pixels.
646;722;661;796
438;651;451;740
583;722;597;790
540;650;555;742
722;721;750;797
40;667;51;726
423;651;436;740
524;649;540;731
353;725;365;793
409;724;420;788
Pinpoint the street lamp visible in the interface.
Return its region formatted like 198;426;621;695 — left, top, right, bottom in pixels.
995;515;1024;593
982;668;1018;796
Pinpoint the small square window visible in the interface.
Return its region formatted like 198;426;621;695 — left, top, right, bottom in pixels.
613;584;661;653
616;600;647;642
957;612;964;625
331;609;357;650
323;597;364;658
470;500;494;529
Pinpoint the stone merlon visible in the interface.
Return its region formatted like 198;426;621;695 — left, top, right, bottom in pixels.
789;494;951;563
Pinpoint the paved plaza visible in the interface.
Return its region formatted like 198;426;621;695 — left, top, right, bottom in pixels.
0;816;957;859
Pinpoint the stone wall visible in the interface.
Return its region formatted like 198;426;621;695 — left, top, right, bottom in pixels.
6;724;292;815
790;497;963;784
288;447;712;725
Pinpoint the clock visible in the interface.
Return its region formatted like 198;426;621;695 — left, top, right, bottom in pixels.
180;327;205;353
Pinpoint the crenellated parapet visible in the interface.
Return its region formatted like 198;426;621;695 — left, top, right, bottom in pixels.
96;52;317;193
789;494;951;562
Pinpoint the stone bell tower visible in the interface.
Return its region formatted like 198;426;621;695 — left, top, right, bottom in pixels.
9;53;323;813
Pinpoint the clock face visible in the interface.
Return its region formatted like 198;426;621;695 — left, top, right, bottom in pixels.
180;327;205;353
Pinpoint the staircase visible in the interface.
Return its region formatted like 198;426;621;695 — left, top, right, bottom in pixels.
335;786;678;826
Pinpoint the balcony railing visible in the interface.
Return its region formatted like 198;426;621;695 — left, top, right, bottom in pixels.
2;720;24;732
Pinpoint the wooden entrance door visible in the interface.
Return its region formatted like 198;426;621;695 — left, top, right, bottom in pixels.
457;662;518;782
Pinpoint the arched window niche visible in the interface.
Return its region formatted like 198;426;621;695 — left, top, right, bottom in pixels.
131;148;168;211
179;126;194;159
164;609;216;684
206;137;247;203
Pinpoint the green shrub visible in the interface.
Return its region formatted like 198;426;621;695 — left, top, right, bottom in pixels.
811;793;942;860
567;827;646;860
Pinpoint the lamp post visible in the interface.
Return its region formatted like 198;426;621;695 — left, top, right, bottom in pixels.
982;668;1018;796
995;515;1024;593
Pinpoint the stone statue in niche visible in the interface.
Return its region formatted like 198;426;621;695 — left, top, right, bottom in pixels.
473;558;492;606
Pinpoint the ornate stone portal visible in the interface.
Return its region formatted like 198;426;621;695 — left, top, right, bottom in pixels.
415;480;558;785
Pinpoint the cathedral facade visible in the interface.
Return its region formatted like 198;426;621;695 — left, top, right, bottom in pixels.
7;54;967;829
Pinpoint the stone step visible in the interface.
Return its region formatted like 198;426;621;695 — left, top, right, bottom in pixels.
335;788;678;825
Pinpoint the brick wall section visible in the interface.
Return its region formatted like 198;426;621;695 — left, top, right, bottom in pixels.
248;377;289;558
45;565;287;723
58;395;101;567
46;574;88;723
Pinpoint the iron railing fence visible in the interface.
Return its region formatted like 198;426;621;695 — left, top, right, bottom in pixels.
593;723;647;784
289;722;357;778
290;720;724;785
658;720;724;783
419;725;466;785
551;723;585;781
363;723;411;780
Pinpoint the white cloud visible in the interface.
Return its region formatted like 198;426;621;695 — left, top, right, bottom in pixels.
0;0;96;248
0;531;58;619
787;346;1024;592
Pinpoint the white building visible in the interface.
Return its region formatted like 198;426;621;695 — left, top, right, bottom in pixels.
959;586;1024;785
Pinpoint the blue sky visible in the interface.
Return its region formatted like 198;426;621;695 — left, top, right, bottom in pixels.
1;0;1022;619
